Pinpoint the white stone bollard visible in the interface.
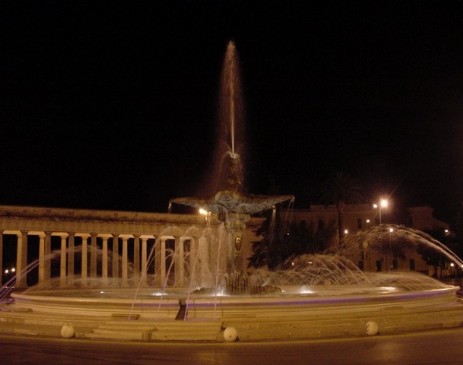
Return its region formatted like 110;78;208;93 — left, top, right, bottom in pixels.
61;323;75;339
365;321;379;336
223;327;238;342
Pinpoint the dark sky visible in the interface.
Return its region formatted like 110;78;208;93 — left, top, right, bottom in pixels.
1;1;463;222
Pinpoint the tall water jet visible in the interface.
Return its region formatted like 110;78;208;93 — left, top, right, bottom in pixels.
212;40;246;193
170;41;294;274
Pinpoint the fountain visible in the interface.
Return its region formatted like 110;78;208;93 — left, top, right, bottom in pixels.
1;41;463;342
169;41;294;277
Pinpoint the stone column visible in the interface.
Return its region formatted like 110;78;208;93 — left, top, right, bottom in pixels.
100;235;111;285
15;231;28;288
90;234;98;278
45;232;51;283
121;235;129;286
133;235;140;283
39;232;51;285
198;236;209;287
154;237;166;287
59;233;69;287
0;231;3;285
67;233;75;285
112;235;119;279
189;237;198;286
175;237;185;287
80;234;90;285
141;236;148;286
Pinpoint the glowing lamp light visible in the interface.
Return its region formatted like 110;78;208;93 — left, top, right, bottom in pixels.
373;198;389;224
198;208;208;216
389;228;394;233
151;291;166;297
299;286;314;294
4;267;15;275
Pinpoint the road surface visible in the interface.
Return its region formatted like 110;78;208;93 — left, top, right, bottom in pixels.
1;327;463;364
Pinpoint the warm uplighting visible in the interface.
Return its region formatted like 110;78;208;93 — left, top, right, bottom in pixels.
344;229;349;235
299;286;314;294
389;227;394;233
199;208;211;225
366;219;370;224
198;208;208;215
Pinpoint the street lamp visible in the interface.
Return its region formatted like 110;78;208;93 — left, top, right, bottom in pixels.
450;262;456;281
199;208;211;226
373;198;389;224
389;227;394;271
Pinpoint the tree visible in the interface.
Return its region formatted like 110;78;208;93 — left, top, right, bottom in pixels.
321;173;362;246
248;209;336;269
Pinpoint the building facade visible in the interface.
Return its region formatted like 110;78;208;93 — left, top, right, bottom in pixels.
0;203;452;287
285;204;451;275
0;205;262;288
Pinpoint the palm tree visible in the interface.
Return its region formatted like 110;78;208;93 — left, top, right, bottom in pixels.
321;173;362;246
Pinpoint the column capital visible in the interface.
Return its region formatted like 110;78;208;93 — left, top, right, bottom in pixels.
76;233;91;239
51;232;69;238
98;233;113;239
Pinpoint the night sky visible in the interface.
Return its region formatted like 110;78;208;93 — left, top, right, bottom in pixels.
1;1;463;222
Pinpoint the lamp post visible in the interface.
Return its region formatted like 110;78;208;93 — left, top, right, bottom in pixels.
199;208;211;226
389;227;394;271
373;198;389;224
362;241;369;271
450;262;456;282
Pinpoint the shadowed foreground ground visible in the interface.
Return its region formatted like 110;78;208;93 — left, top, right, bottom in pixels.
1;327;463;365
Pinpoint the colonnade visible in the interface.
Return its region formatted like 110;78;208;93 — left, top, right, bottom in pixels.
0;230;204;289
0;205;263;290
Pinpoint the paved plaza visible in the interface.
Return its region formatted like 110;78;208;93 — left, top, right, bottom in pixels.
1;327;463;365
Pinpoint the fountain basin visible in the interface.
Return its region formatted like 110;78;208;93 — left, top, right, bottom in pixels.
1;283;461;342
